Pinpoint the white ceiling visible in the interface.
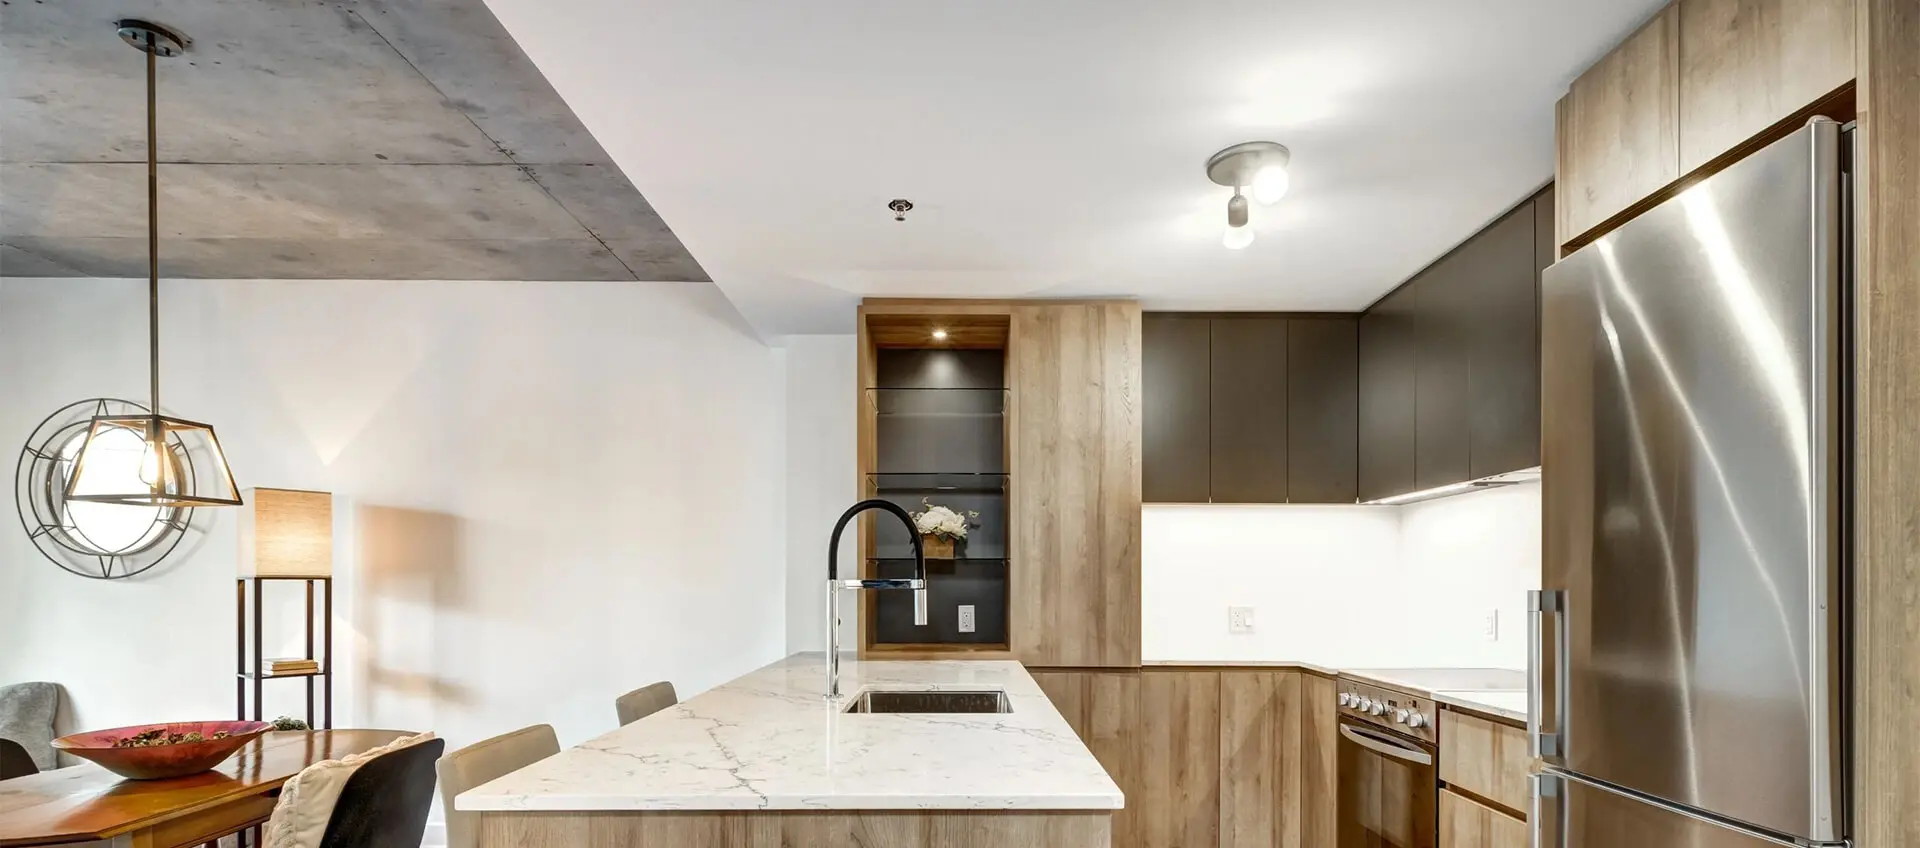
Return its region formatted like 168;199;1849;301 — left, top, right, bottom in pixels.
481;0;1663;337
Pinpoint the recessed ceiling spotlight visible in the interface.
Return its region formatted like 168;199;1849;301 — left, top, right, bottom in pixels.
1207;141;1290;249
931;328;949;341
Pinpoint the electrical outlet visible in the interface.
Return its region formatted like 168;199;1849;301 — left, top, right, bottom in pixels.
1228;606;1256;635
957;605;976;634
1484;610;1500;641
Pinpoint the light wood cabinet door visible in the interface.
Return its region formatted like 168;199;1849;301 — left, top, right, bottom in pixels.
1218;672;1303;848
1139;671;1221;848
1298;673;1338;847
1678;0;1855;173
1031;670;1143;847
1440;788;1529;848
1009;302;1142;667
1439;708;1532;815
1556;3;1680;246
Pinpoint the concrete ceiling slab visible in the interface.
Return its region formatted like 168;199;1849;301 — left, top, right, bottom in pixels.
0;0;708;283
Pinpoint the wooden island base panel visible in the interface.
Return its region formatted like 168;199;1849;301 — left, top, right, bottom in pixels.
482;810;1110;848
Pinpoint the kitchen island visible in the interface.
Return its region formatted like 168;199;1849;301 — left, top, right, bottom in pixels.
457;654;1122;847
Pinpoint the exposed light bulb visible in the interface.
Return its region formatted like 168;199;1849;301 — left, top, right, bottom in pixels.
1223;224;1255;250
931;328;949;341
1251;165;1290;205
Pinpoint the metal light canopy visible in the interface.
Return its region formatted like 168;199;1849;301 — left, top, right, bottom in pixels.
65;20;242;508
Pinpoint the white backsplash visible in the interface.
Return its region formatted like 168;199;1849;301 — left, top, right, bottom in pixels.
1142;482;1541;670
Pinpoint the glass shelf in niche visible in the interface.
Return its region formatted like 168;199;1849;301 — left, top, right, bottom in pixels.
865;387;1008;416
867;472;1009;493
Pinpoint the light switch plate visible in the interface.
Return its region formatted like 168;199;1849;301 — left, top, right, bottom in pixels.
957;605;977;634
1228;606;1255;635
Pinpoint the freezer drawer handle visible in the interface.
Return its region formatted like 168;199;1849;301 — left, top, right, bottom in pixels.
1338;724;1433;766
1529;589;1567;760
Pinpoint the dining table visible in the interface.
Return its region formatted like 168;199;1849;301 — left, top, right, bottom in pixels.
0;729;411;847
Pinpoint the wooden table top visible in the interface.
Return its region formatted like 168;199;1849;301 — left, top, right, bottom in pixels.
0;729;411;846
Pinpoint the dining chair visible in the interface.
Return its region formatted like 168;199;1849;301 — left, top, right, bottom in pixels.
260;732;441;848
314;737;444;848
0;738;36;779
614;681;678;726
435;725;560;848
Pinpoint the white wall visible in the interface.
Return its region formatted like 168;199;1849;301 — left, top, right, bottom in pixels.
777;335;858;653
1143;482;1541;669
0;276;788;801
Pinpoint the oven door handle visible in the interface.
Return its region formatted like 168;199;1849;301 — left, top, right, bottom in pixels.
1339;724;1433;766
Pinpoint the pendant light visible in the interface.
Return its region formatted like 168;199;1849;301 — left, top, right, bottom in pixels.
64;20;241;508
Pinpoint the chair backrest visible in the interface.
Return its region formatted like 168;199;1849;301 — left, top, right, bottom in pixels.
436;725;559;848
0;738;37;780
316;737;445;848
614;681;678;726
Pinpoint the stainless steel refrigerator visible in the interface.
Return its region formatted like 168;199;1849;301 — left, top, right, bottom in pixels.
1534;119;1851;847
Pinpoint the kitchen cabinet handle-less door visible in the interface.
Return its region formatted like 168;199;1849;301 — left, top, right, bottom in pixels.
1009;302;1142;668
1287;317;1359;503
1142;315;1212;503
1209;318;1289;503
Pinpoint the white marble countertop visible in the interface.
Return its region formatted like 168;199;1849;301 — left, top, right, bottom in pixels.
1432;689;1529;724
456;654;1122;812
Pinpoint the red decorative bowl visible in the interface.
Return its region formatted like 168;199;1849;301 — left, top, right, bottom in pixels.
53;721;273;780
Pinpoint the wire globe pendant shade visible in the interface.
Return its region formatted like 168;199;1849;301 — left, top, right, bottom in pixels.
64;20;242;509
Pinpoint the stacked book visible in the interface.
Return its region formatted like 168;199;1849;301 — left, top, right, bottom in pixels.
263;657;320;676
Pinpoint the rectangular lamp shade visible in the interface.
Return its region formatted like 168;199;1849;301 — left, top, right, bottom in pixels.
238;488;333;578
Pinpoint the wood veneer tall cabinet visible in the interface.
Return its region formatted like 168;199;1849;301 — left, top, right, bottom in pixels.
1008;301;1143;668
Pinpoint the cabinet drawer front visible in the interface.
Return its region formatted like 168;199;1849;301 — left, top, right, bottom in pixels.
1441;788;1528;848
1439;708;1531;813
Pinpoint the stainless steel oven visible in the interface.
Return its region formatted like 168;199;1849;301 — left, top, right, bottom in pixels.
1336;677;1438;848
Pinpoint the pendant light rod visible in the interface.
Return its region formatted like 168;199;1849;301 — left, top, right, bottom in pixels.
146;44;161;420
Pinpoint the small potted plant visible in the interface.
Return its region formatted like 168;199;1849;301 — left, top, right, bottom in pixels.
910;498;979;559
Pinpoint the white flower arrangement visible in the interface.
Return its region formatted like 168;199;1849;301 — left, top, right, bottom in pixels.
910;498;980;541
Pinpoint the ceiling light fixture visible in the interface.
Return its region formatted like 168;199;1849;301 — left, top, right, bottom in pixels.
65;20;242;509
1207;141;1291;249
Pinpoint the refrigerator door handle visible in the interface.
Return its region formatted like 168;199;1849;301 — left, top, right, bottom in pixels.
1529;589;1566;760
1532;770;1565;848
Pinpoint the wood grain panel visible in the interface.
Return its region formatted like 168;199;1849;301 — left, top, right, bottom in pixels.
1440;788;1527;848
1219;671;1303;848
1558;3;1681;246
1439;708;1531;816
1208;317;1289;503
1086;672;1143;848
1141;315;1212;503
1138;671;1220;848
1853;1;1920;846
1286;317;1359;503
867;313;1012;349
1009;302;1143;668
1298;673;1338;847
479;810;1111;848
1679;0;1856;173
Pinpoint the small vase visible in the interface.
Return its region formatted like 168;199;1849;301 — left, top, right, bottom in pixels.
920;535;956;559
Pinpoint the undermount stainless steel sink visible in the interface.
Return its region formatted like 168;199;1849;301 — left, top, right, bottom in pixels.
842;689;1012;714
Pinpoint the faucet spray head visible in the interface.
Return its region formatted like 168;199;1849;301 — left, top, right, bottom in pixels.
913;587;930;626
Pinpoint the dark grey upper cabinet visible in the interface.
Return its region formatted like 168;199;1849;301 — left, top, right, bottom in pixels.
1465;200;1541;479
1413;258;1471;491
1209;317;1289;503
1142;315;1212;503
1287;317;1358;503
1535;185;1558;272
1359;296;1418;501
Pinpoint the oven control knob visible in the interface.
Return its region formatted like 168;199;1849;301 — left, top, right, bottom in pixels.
1393;709;1410;724
1370;702;1386;716
1339;693;1353;707
1407;712;1428;729
1356;697;1373;712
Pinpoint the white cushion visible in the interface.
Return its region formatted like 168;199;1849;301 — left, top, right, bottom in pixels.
263;731;435;848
